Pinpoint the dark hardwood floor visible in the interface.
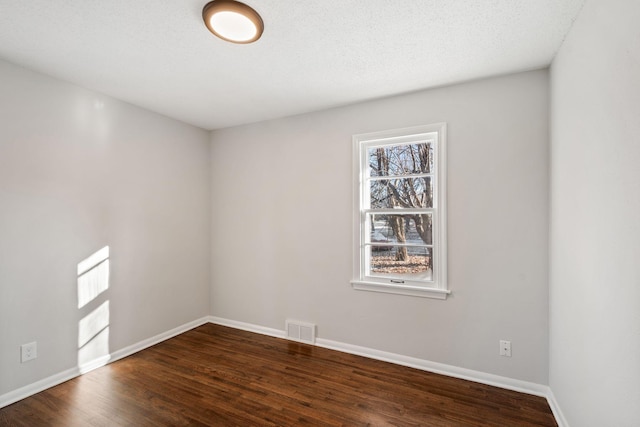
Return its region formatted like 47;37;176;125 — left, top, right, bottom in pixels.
0;324;557;426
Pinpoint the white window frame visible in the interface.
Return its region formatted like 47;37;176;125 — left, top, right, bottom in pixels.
351;123;449;299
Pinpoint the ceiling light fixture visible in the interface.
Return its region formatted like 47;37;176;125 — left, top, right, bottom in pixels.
202;0;264;44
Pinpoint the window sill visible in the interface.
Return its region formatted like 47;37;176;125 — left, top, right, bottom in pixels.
350;280;450;300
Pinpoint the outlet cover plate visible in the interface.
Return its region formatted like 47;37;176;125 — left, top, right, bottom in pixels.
21;342;37;363
499;340;512;357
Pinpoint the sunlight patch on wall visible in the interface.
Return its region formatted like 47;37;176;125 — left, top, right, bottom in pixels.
78;302;110;373
77;246;111;373
78;300;110;348
77;246;110;309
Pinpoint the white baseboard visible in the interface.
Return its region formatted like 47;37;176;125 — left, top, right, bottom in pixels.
207;316;286;339
78;354;112;375
0;316;210;409
0;366;81;410
316;337;549;397
108;317;210;364
546;388;569;427
208;316;564;426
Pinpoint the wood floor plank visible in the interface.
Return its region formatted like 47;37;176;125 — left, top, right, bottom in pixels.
0;324;557;426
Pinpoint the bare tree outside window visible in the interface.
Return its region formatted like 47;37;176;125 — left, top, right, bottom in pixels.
367;142;434;278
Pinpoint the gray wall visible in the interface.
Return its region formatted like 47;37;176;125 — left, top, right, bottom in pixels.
0;60;212;396
211;70;550;384
550;0;640;425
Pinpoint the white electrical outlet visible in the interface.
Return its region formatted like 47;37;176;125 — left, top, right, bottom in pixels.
499;340;512;357
21;342;37;363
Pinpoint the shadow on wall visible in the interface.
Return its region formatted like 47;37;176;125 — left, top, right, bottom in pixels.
77;246;111;373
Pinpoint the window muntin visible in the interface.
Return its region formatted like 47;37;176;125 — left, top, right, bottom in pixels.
352;124;448;299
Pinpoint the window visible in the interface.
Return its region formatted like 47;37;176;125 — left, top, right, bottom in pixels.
351;124;448;299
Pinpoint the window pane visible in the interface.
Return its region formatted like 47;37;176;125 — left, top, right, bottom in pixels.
368;142;433;177
369;246;433;281
369;176;433;209
369;213;432;245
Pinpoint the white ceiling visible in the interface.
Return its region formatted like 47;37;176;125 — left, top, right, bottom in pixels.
0;0;584;130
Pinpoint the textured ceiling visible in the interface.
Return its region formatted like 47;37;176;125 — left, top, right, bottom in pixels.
0;0;584;130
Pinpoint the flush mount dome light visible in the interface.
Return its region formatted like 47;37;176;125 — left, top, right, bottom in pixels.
202;0;264;44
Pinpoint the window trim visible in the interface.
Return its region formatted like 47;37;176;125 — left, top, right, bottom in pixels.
351;123;449;299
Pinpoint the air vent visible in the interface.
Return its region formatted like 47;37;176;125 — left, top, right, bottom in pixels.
285;319;316;345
